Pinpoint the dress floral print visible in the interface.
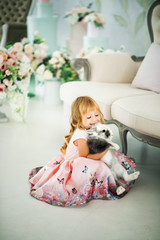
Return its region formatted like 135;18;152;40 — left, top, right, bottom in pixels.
29;129;137;207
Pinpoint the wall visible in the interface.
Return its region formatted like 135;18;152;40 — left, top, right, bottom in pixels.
49;0;154;55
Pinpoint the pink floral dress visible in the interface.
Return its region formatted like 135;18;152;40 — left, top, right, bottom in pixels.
29;128;137;207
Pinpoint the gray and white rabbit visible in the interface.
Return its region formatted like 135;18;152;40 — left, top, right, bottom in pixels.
87;123;140;195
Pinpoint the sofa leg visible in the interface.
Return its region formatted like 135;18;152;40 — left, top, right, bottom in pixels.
119;127;128;155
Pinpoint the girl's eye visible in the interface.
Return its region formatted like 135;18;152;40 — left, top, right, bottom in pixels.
95;114;99;117
87;116;91;119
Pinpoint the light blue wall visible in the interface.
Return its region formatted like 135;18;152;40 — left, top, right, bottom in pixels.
50;0;154;55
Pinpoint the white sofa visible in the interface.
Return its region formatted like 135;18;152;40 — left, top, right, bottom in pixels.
60;0;160;154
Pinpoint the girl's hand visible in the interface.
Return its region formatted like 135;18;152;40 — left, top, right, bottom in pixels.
74;139;109;160
87;148;109;160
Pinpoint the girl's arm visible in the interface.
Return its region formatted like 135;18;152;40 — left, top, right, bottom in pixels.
74;139;109;160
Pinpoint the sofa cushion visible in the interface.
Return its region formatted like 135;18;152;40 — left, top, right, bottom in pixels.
111;94;160;138
131;43;160;93
87;52;141;83
60;81;156;120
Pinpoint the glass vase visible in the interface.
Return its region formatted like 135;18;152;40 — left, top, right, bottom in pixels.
44;78;61;105
8;91;29;122
28;74;36;97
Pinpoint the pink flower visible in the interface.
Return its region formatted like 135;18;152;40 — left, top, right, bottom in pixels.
6;58;16;67
56;69;61;78
0;83;6;92
0;63;7;72
8;51;17;61
0;52;7;63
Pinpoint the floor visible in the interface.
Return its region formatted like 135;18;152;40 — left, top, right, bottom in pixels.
0;97;160;240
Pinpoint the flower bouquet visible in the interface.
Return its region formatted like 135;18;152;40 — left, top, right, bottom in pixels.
84;12;106;27
64;3;93;25
36;50;80;83
0;47;32;122
36;50;80;105
6;32;48;97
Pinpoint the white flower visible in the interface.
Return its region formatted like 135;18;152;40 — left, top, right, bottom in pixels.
36;64;45;75
49;57;58;64
36;64;46;82
13;42;23;52
59;57;65;64
21;37;28;45
52;51;61;58
34;49;41;58
3;79;13;87
66;14;79;25
43;70;53;80
24;44;33;54
16;52;25;60
19;55;31;75
34;31;39;37
120;45;125;50
21;55;30;64
85;14;96;23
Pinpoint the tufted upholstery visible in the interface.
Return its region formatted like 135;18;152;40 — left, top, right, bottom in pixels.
0;0;32;45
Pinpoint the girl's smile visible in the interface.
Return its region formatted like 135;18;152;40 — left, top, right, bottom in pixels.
82;109;101;129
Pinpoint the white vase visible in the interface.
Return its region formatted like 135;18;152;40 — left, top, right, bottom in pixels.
68;22;87;56
87;22;99;38
44;79;61;105
8;91;29;122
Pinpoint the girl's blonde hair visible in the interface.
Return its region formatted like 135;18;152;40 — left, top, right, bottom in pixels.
60;96;104;154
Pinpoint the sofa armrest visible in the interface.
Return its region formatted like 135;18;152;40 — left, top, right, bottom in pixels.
71;58;91;81
131;55;144;62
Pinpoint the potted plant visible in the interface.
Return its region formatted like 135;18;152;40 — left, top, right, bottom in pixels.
36;50;80;105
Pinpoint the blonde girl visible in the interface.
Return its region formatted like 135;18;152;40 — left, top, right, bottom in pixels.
60;96;108;160
29;96;137;207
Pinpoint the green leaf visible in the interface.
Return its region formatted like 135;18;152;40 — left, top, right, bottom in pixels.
136;0;154;9
87;2;93;9
113;14;128;27
5;43;13;49
120;0;128;13
136;0;145;8
134;11;146;35
95;0;101;13
0;71;4;80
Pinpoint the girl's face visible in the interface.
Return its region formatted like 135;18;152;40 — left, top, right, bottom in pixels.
82;108;101;129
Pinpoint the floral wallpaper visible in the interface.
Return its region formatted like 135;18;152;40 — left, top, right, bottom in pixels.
51;0;155;55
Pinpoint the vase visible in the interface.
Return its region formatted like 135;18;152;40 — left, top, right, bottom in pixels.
87;22;99;38
68;21;87;56
44;78;61;105
28;74;36;98
0;92;8;123
8;91;29;122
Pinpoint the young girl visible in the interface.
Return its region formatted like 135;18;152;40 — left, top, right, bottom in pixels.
29;96;137;207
